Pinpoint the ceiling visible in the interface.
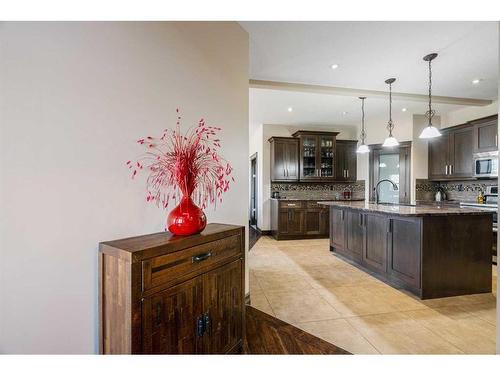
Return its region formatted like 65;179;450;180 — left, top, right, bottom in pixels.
249;88;465;129
241;21;498;100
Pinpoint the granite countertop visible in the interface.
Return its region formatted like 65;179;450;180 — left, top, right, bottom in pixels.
270;198;365;202
318;201;494;217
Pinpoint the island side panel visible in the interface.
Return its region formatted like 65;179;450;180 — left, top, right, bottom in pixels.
421;214;492;299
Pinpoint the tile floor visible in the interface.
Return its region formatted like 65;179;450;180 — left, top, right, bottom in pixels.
249;236;497;354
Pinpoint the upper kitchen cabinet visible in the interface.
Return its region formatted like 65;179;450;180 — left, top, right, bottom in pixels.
292;131;338;181
471;115;498;153
335;140;358;182
428;124;473;181
269;137;299;182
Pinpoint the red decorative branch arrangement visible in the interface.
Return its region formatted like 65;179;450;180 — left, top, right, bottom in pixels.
127;109;234;235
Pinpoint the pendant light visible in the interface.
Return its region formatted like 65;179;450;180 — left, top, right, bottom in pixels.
382;78;399;147
419;53;442;139
356;97;369;153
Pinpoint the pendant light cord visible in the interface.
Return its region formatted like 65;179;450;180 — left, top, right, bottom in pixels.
426;56;436;126
360;98;366;144
387;82;394;136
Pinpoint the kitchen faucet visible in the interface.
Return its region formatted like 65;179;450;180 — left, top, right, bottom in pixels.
374;179;399;204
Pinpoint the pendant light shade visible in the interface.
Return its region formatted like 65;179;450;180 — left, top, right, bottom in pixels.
419;53;442;139
382;136;399;148
356;144;370;153
419;125;442;139
356;96;370;153
383;78;399;147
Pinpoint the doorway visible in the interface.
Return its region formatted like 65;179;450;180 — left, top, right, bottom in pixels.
369;142;411;203
249;153;260;249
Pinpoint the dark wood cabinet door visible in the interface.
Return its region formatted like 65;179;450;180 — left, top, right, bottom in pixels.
285;140;299;181
449;126;473;179
473;116;498;153
344;143;357;182
387;218;421;289
289;209;305;235
277;210;290;235
428;132;450;180
335;141;357;182
271;139;288;181
305;209;322;235
318;135;335;180
203;259;243;354
335;142;347;181
345;211;363;259
362;214;388;273
300;135;320;180
278;209;304;235
143;276;203;354
320;208;330;236
329;208;345;250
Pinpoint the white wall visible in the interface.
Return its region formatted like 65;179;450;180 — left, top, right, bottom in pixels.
442;101;498;128
0;22;249;354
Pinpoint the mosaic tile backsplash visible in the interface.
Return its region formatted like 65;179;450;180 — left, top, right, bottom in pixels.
415;178;498;202
271;181;365;200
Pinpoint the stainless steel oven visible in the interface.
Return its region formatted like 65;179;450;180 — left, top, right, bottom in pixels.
473;151;498;178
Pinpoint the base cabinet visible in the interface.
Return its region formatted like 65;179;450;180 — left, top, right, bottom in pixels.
99;224;245;354
387;218;421;290
271;200;329;240
329;209;423;294
344;210;363;260
329;206;492;298
362;214;388;273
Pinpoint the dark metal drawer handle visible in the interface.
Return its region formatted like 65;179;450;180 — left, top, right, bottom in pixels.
192;251;212;263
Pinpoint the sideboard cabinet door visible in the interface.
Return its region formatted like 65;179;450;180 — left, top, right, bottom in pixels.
203;259;243;354
142;276;204;354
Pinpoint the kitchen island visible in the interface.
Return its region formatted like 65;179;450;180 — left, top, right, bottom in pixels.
319;201;493;299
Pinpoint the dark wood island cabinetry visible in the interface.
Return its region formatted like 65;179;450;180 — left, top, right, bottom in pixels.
321;201;492;299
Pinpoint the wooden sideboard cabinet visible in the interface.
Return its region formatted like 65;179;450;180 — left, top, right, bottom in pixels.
99;223;245;354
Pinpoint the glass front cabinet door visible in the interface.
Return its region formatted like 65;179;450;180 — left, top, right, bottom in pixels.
293;131;338;181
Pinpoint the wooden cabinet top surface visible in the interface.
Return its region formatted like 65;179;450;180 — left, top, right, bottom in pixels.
100;223;244;262
291;130;339;137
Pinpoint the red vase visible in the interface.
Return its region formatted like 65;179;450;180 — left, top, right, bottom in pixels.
166;195;207;236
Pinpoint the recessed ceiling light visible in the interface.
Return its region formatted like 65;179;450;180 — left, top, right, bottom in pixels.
402;108;407;112
472;79;481;85
330;64;339;70
287;107;293;112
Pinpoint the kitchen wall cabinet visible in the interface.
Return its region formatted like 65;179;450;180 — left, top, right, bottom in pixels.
269;137;299;182
335;140;358;182
471;115;498;153
271;200;329;240
99;224;245;354
428;124;473;181
292;131;339;181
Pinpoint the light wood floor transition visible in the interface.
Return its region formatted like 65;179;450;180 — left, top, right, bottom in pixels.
248;236;497;354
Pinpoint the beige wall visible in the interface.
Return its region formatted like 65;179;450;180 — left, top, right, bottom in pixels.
0;22;249;354
442;101;498;128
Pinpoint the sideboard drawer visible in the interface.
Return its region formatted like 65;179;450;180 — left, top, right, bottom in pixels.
142;234;242;291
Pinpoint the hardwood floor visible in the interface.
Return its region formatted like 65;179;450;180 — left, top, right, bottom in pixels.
244;306;349;354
